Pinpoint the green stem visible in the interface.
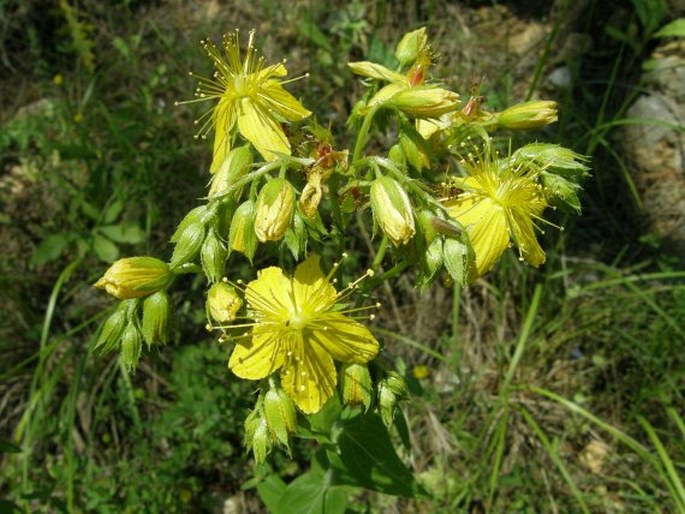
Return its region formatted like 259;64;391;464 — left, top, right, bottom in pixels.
372;234;389;270
352;105;381;164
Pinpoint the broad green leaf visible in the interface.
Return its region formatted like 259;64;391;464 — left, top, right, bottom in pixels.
98;222;145;244
654;18;685;38
256;474;287;513
274;468;349;514
328;412;428;498
80;200;101;221
31;233;72;266
92;234;119;262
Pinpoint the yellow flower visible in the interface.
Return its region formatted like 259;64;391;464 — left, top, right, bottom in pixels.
228;255;380;414
184;30;311;166
443;156;548;279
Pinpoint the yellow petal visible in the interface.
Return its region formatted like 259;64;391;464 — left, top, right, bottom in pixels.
280;332;337;414
257;62;288;81
211;98;236;173
229;324;286;380
446;195;510;277
261;81;312;122
347;61;408;84
292;255;337;315
510;212;546;266
245;266;293;318
236;98;290;161
309;313;379;363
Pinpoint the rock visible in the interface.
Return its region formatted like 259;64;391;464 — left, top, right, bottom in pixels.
622;40;685;254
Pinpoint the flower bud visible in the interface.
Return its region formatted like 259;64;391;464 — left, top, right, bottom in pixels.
200;229;227;283
497;100;558;130
244;407;272;465
171;205;209;243
263;386;297;447
93;303;127;354
416;210;439;244
170;221;206;269
390;86;460;118
95;257;172;300
208;145;253;198
228;200;258;261
541;173;582;213
206;282;242;323
370;176;416;246
400;133;429;171
254;178;295;243
395;27;428;67
141;291;173;346
340;363;373;411
120;322;143;372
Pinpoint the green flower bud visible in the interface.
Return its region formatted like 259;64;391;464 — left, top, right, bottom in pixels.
378;372;408;428
340;363;373;411
170;221;206;269
541;172;582;213
245;407;272;465
228;200;258;261
497;100;558;130
254;178;295;243
395;27;428;66
171;205;208;243
388;144;407;168
263;386;297;447
200;229;227;283
416;209;439;244
370;176;416;246
95;257;172;300
141;291;173;346
208;145;253;198
121;322;143;372
378;379;398;429
206;282;242;323
400;133;429;171
93;303;127;354
390;86;460;118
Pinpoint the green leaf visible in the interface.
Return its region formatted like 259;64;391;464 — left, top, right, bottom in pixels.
80;200;101;221
654;18;685;38
31;233;72;266
275;468;349;514
328;412;428;498
103;200;124;224
256;474;287;513
0;439;21;453
92;234;120;262
98;222;145;244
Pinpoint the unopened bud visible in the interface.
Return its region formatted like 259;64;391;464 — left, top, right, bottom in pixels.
93;303;128;353
263;386;297;447
170;221;206;268
208;145;253;198
95;257;172;300
340;363;373;411
120;322;143;372
378;372;408;428
171;205;209;243
200;229;227;283
416;210;439;244
370;176;416;246
497;100;558;130
390;86;460;118
244;407;272;465
395;27;428;67
254;178;295;243
206;282;242;323
541;173;582;213
141;291;173;346
228;200;258;261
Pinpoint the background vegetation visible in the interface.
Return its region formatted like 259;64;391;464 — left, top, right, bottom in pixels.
1;0;683;512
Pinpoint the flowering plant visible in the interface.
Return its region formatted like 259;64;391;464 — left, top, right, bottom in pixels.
94;27;588;508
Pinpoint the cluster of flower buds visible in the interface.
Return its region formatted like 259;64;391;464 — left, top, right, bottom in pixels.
94;258;174;370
